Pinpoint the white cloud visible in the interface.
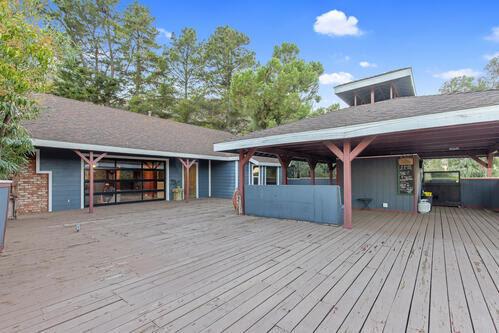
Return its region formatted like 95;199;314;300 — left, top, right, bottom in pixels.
359;61;377;68
158;28;173;39
319;72;354;85
484;52;499;60
433;68;481;80
485;27;499;42
314;10;362;37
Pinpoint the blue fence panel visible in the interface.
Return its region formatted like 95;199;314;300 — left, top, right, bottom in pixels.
461;178;499;209
245;185;343;225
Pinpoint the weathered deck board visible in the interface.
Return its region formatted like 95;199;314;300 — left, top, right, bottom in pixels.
0;199;498;333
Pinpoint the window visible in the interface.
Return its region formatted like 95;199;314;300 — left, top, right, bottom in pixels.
252;165;260;185
84;159;166;206
266;167;277;185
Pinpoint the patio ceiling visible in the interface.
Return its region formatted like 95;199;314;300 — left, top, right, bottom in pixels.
254;121;499;161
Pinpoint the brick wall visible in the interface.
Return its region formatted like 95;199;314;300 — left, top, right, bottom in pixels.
13;157;49;214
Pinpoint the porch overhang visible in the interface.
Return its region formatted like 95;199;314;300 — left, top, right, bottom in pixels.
215;102;499;229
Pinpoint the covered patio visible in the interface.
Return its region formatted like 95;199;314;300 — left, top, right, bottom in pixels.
0;200;497;332
215;91;499;228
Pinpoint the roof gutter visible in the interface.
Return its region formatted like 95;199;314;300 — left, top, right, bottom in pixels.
214;104;499;152
32;139;239;161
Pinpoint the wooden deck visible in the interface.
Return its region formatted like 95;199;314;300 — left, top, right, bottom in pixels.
0;199;497;332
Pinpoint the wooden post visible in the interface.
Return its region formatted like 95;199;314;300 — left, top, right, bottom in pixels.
89;152;94;213
277;155;291;185
324;136;376;229
179;159;196;201
343;142;352;229
308;160;317;185
74;150;107;213
470;154;494;176
487;153;493;177
237;149;256;214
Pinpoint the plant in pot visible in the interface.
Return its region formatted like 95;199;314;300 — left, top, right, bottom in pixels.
0;1;56;251
170;180;183;201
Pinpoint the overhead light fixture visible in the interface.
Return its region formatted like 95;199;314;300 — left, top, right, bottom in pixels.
449;147;460;151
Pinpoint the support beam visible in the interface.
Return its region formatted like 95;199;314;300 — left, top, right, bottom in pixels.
238;149;256;214
487;153;494;177
324;136;375;229
470;155;488;168
354;94;358;106
343;142;353;229
390;84;394;99
308;160;317;185
74;150;107;213
370;87;375;104
277;154;291;185
179;158;196;201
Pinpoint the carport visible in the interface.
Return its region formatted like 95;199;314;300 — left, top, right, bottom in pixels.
215;90;499;228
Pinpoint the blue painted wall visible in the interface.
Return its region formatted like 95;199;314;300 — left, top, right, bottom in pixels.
40;148;81;211
211;160;236;198
198;160;209;198
245;185;343;225
351;157;414;211
169;158;183;199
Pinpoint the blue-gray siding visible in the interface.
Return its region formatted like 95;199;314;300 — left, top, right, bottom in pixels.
40;148;81;211
461;178;499;209
351;157;415;211
211;161;236;199
245;185;343;225
198;160;209;198
168;158;183;199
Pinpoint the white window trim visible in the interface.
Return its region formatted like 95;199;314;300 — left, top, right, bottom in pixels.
80;159;84;209
250;164;261;185
35;149;52;212
234;161;238;189
166;159;170;201
208;160;212;197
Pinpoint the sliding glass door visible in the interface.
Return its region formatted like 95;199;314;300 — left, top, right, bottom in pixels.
84;158;166;207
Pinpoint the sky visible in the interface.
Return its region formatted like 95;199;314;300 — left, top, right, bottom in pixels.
126;0;499;108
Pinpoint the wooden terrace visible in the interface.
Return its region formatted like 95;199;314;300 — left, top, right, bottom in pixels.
0;199;497;332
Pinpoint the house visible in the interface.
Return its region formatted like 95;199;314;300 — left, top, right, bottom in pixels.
214;68;499;228
14;94;280;215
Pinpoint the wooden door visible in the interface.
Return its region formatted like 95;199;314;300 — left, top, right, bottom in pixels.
188;164;197;199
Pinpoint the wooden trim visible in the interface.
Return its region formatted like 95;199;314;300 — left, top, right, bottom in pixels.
350;136;376;160
343;141;353;229
324;141;344;161
470;155;487;168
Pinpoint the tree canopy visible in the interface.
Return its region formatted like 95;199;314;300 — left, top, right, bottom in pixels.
46;2;325;134
439;56;499;93
230;43;323;133
0;0;57;178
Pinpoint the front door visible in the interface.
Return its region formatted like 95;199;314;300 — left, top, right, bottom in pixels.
188;164;197;199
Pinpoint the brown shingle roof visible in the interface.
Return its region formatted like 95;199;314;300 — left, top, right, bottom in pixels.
25;94;237;158
219;90;499;143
